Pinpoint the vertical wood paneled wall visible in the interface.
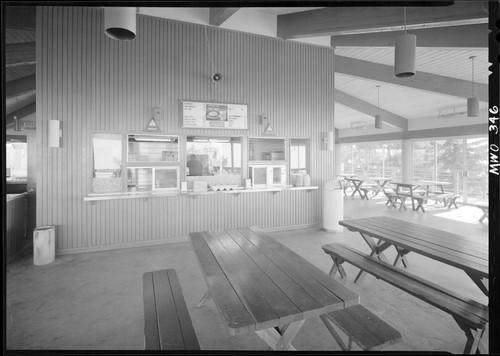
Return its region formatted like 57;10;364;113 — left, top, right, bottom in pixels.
36;7;336;252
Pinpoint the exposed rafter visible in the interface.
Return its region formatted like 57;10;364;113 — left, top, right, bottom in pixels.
209;8;239;26
6;102;36;127
6;42;36;67
6;74;36;99
278;2;488;39
335;55;487;101
5;6;36;30
335;89;408;131
331;24;488;48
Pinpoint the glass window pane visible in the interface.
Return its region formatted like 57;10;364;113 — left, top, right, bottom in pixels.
154;167;179;190
290;138;308;174
92;133;122;193
128;134;178;162
186;137;241;176
6;140;27;180
249;137;286;161
466;137;488;202
412;140;435;181
127;168;152;192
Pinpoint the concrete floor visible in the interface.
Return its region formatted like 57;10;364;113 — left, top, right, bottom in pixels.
6;194;490;352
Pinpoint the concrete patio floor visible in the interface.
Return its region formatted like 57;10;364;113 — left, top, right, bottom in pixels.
6;194;490;352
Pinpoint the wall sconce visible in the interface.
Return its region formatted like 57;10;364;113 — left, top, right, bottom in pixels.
104;7;136;40
325;131;334;151
259;113;267;125
48;120;62;148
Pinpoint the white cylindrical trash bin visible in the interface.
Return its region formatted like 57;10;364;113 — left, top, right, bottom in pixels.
323;180;344;233
33;226;55;265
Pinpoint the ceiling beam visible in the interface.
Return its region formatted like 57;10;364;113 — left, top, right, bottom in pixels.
335;55;488;101
4;6;36;30
6;102;36;127
331;24;488;48
6;42;36;68
278;2;488;39
6;74;36;99
335;89;408;130
209;8;239;26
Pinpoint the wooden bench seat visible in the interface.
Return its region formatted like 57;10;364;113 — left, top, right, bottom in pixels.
143;269;200;350
320;304;402;351
322;243;488;354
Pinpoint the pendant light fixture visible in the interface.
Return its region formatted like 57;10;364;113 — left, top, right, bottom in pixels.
467;55;479;117
104;7;136;40
394;7;416;78
375;85;382;129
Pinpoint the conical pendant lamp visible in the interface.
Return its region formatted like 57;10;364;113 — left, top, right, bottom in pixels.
104;7;136;40
467;56;479;117
375;85;382;129
394;7;416;78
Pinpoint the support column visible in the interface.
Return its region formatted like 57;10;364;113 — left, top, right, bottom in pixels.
402;139;412;182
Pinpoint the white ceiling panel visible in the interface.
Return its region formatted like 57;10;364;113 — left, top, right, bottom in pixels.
335;47;488;84
335;73;488;122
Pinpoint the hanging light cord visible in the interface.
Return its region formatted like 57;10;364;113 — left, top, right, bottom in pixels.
404;7;407;35
377;86;380;114
471;56;475;96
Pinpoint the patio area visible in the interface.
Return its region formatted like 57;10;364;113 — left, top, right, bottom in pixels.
6;195;489;352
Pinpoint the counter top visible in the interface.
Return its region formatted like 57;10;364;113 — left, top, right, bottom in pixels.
7;193;27;202
84;186;319;202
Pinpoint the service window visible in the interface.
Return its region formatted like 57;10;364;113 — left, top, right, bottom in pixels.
92;133;123;193
186;137;242;177
290;138;309;175
91;133;180;194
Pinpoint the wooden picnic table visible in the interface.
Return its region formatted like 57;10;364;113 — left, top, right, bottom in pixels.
338;216;488;296
345;176;392;200
390;180;452;211
189;226;359;350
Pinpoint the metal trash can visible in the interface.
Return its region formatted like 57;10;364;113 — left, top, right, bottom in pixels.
323;180;344;233
33;226;55;265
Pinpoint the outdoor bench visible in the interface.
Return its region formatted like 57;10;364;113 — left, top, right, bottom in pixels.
321;304;402;351
143;268;200;350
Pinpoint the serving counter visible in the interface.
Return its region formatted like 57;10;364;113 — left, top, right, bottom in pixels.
6;192;27;262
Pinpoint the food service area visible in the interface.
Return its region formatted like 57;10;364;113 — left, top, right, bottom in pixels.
4;3;497;354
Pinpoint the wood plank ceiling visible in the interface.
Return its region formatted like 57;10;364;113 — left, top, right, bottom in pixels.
5;6;36;130
3;3;490;132
215;3;490;131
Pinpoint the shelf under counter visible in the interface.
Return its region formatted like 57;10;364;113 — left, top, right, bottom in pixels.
84;186;319;202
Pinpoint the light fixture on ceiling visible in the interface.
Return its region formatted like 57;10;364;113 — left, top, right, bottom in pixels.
13;115;21;131
394;7;416;78
375;85;382;129
467;55;479;117
104;7;136;40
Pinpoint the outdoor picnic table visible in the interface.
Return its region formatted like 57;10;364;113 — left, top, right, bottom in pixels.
189;226;359;350
345;176;392;199
390;180;451;210
338;216;488;296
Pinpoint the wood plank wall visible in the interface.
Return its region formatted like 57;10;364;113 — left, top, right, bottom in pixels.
36;7;336;252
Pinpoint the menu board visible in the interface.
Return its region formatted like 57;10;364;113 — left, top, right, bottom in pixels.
182;101;248;130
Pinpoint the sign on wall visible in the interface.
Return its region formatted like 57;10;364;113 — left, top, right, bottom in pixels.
181;100;248;130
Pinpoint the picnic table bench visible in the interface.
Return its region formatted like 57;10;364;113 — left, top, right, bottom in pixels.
322;243;488;354
143;269;200;350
